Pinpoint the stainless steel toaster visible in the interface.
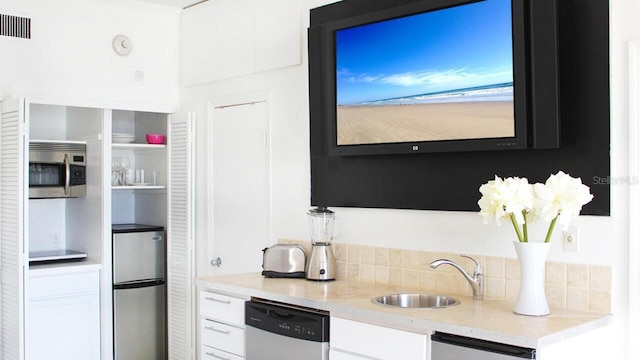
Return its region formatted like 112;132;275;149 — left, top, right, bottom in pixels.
261;244;307;278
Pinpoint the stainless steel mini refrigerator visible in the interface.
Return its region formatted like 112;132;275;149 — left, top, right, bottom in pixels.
112;224;166;360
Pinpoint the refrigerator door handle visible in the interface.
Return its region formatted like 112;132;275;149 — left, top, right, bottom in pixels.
113;279;165;290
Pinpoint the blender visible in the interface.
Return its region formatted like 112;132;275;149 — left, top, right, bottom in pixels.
305;206;337;281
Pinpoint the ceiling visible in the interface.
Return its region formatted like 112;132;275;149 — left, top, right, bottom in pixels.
133;0;205;9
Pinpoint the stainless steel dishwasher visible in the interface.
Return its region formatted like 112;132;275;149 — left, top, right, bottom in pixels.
245;299;329;360
432;332;536;359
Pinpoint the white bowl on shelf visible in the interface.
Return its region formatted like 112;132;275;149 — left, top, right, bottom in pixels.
112;133;135;143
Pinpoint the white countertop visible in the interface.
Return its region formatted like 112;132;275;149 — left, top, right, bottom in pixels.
195;272;611;349
29;260;102;277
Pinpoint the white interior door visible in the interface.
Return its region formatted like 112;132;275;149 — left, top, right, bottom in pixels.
629;40;640;360
209;100;270;275
1;98;29;360
167;112;195;360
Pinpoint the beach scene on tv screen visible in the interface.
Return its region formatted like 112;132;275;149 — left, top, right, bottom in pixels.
335;0;515;146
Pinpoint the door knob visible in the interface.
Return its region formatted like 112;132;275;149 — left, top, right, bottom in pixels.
211;257;222;267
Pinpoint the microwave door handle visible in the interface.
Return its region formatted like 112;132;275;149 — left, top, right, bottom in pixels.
63;153;70;195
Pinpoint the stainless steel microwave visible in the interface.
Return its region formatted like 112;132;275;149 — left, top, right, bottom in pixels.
29;141;87;199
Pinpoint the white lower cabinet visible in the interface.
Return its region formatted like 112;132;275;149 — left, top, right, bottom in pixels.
28;268;101;360
201;345;245;360
330;317;429;360
201;318;245;356
199;290;248;359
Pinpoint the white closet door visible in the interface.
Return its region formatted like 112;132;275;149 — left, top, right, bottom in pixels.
0;98;29;360
167;112;195;360
209;101;270;275
629;40;640;360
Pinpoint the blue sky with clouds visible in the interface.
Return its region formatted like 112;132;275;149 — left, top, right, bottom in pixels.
336;0;514;105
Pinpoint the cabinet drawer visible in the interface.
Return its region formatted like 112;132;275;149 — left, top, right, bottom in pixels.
201;345;244;360
331;317;427;360
201;318;245;356
30;271;99;300
330;349;377;359
199;291;245;326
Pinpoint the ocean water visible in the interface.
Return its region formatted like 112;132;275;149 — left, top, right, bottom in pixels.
354;82;514;106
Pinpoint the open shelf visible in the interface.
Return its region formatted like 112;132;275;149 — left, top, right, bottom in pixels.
112;143;166;151
112;185;165;190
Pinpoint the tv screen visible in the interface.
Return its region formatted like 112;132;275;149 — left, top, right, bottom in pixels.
307;0;554;156
335;0;516;147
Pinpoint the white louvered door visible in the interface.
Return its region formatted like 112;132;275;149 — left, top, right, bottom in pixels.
0;98;29;360
167;112;195;360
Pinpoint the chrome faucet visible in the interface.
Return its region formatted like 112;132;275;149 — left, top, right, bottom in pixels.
430;255;484;301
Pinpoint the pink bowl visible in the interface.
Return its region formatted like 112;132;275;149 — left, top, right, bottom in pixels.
146;134;165;144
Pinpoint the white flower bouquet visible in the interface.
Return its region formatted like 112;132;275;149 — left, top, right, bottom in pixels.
478;171;594;243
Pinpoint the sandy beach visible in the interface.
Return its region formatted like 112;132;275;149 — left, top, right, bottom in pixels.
336;101;514;145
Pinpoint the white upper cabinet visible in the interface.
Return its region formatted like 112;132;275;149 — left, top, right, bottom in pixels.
254;0;302;73
180;0;301;85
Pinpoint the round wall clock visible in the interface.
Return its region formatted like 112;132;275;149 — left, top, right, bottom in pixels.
112;34;132;56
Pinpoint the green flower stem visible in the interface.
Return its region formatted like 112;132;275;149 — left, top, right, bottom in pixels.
544;217;558;243
510;213;525;242
522;210;529;243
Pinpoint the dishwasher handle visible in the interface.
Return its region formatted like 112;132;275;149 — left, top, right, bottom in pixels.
431;332;536;359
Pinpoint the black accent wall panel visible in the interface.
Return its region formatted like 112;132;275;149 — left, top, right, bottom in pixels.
309;0;610;215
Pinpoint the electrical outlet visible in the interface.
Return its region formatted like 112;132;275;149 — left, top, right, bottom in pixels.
51;232;61;250
563;226;579;252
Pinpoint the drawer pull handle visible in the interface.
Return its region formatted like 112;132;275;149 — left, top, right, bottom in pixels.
205;326;231;335
204;297;231;305
205;351;232;360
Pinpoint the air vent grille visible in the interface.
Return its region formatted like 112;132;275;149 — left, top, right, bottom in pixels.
29;142;86;153
0;14;31;39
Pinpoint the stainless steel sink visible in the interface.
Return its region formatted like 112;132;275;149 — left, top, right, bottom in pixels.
372;293;460;309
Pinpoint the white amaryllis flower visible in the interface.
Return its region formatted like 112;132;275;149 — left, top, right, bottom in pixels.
531;171;594;229
478;176;534;226
478;171;593;243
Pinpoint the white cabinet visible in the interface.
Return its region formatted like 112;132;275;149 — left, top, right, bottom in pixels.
28;267;101;360
108;109;196;359
0;98;105;360
198;290;249;359
0;98;196;360
110;110;169;225
330;317;429;360
180;0;301;85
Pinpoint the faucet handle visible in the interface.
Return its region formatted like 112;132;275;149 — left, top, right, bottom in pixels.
460;255;483;274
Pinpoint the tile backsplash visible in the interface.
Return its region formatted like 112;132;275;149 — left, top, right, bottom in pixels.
279;239;611;313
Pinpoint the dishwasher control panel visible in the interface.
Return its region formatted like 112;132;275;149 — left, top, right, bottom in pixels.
245;299;330;342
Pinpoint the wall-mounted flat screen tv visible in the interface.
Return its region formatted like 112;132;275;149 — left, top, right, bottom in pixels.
309;0;560;156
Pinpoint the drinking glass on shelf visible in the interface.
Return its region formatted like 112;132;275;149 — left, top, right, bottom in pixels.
112;156;130;186
120;157;130;185
112;157;122;186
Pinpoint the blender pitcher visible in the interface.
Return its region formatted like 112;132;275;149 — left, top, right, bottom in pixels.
305;206;337;281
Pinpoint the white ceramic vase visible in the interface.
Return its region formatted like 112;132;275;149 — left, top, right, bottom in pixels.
513;241;551;316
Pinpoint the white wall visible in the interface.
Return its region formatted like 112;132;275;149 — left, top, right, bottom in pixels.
182;0;636;358
0;0;180;112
